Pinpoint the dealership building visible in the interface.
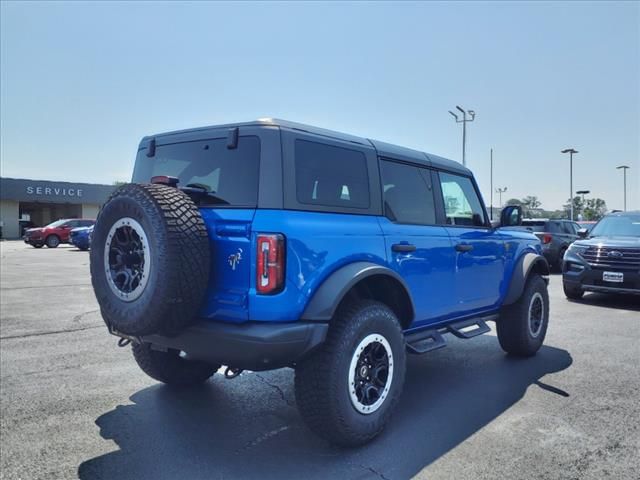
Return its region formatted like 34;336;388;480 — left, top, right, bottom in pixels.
0;177;116;239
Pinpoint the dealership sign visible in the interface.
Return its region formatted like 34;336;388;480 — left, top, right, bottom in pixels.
0;177;115;204
26;185;83;198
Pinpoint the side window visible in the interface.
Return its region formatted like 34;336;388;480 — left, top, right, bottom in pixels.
380;160;436;225
66;220;79;228
295;140;370;209
438;172;486;227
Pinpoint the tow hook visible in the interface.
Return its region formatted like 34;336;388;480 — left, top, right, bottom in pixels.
108;326;141;347
224;367;243;379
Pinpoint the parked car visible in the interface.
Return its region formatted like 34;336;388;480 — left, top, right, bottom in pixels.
24;218;95;248
577;220;597;232
563;210;640;298
89;119;550;446
513;219;581;271
69;225;94;251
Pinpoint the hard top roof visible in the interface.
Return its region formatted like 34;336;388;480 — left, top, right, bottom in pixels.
144;118;471;175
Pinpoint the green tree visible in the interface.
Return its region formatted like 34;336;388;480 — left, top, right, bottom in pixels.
583;198;607;220
506;198;523;206
522;196;542;210
563;196;585;219
113;181;127;187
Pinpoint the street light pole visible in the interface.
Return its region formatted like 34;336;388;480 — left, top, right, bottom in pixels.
576;190;590;220
561;148;578;220
496;187;507;209
616;165;630;211
448;106;476;167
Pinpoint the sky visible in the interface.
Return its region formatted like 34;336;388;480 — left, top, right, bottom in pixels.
1;1;638;211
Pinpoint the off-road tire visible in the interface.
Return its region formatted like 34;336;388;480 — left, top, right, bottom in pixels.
497;274;549;356
132;342;218;386
563;282;584;300
295;300;406;447
90;183;210;336
46;235;60;248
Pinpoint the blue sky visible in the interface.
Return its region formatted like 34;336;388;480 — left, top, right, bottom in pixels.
1;1;638;211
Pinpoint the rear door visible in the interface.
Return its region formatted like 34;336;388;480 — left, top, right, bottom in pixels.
435;171;506;313
132;127;276;322
378;159;455;328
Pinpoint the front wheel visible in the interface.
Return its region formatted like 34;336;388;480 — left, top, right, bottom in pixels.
295;300;406;446
46;235;60;248
132;342;219;386
497;274;549;357
563;282;584;300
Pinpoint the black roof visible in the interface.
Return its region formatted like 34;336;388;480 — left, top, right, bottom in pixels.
144;118;471;176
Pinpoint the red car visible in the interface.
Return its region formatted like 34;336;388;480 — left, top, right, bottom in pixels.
24;218;95;248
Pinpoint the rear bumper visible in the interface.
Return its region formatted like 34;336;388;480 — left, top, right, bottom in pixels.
142;320;329;371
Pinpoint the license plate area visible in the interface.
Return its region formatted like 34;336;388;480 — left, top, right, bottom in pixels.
603;271;624;283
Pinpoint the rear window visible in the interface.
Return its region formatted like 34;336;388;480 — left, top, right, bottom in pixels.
521;220;546;232
294;140;370;209
133;136;260;207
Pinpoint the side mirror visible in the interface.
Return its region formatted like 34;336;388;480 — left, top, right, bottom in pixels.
577;228;588;238
500;205;523;227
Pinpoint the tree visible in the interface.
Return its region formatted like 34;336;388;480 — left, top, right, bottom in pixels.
113;181;127;187
563;196;585;219
522;196;541;210
583;198;607;221
506;198;523;206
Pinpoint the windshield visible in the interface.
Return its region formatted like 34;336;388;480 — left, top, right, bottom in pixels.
45;219;67;228
589;214;640;237
132;136;260;207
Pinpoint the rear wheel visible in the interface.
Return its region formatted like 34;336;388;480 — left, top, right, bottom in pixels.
132;342;219;386
46;235;60;248
563;282;584;300
497;274;549;357
295;301;406;446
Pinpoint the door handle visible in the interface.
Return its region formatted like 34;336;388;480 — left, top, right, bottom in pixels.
455;243;474;253
392;243;416;253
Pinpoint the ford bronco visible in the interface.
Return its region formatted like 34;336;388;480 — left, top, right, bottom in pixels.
90;119;550;446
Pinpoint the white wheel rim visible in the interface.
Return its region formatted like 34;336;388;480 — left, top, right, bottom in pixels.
103;217;151;302
348;333;394;415
528;292;544;338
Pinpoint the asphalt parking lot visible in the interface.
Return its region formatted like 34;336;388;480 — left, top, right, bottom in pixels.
1;240;639;480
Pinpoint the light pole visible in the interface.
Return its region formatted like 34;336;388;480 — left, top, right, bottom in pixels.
561;148;578;220
576;190;590;220
616;165;630;211
449;106;476;167
496;187;507;209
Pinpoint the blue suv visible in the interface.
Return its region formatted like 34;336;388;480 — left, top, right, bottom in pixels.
90;119;550;446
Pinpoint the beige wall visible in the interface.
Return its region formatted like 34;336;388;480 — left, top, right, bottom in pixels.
0;200;20;239
82;204;100;219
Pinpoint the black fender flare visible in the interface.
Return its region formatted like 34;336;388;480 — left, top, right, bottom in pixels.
503;252;550;306
301;261;415;322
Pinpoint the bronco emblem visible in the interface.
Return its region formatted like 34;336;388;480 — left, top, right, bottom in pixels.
228;248;243;270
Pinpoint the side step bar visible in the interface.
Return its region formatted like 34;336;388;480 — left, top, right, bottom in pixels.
405;314;497;355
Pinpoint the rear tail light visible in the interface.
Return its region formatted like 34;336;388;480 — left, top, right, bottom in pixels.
256;233;285;294
542;233;552;244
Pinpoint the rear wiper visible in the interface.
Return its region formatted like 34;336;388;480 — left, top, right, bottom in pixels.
182;184;230;205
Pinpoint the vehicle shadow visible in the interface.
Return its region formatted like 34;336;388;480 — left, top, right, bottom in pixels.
570;293;640;312
78;337;572;480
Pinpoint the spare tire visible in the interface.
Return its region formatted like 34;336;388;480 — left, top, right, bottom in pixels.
90;183;210;336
